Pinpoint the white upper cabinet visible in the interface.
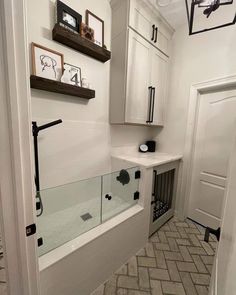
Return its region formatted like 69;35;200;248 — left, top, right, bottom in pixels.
126;30;152;124
151;49;168;126
110;0;174;126
129;0;171;56
129;0;156;43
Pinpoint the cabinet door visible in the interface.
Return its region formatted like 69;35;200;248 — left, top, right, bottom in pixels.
125;29;151;125
129;0;154;43
129;0;170;56
150;48;168;126
153;18;170;55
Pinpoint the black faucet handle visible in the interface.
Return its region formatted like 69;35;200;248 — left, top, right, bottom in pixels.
105;194;112;201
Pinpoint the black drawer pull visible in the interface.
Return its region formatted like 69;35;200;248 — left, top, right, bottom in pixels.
146;86;153;123
150;87;156;123
154;27;158;43
151;25;155;41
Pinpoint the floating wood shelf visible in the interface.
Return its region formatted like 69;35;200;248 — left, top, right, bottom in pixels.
30;75;95;99
52;24;111;63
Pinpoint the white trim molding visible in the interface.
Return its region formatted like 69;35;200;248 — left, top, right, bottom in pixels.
178;74;236;220
0;0;40;294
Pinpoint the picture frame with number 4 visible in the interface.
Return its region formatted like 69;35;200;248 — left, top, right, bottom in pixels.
61;63;82;87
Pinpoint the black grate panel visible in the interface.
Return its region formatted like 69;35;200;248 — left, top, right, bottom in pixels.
152;169;175;222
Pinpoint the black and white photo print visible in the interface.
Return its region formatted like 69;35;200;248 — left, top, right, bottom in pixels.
31;43;64;81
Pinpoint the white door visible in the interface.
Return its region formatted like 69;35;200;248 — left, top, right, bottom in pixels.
150;48;168;126
188;89;236;228
209;132;236;295
126;29;151;124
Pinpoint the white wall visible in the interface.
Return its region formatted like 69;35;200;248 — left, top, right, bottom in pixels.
153;17;236;155
27;0;151;189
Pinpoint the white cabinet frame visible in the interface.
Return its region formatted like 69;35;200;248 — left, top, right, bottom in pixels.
129;0;172;56
110;27;169;126
110;0;173;127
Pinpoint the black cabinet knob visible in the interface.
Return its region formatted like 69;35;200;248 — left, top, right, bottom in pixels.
105;194;112;201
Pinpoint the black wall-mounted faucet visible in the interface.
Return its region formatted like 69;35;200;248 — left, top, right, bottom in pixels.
32;119;63;217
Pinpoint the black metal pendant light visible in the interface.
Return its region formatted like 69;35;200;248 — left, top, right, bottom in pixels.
185;0;236;35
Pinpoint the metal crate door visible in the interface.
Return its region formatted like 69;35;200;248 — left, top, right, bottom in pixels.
149;161;180;236
152;169;175;222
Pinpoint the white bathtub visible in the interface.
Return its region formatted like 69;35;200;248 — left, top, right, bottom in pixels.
38;162;153;295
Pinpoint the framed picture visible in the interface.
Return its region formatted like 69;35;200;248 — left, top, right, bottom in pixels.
80;22;95;42
31;43;64;81
86;10;104;47
57;0;82;33
61;63;82;87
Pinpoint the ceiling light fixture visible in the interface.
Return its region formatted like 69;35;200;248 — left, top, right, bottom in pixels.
185;0;236;35
156;0;172;7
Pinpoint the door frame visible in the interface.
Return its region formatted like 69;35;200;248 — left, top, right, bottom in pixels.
177;74;236;220
0;0;40;294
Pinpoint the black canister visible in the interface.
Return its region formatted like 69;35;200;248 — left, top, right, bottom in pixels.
146;140;156;152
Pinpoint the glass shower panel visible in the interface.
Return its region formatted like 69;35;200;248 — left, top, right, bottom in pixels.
102;167;140;222
37;176;102;257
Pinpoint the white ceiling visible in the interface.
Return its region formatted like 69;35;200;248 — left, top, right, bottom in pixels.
156;0;188;29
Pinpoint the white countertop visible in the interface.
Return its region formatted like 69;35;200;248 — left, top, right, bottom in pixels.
111;147;183;168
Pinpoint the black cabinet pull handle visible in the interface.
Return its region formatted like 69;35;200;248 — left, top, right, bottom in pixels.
150;87;155;123
154;27;158;43
146;86;153;123
151;25;155;41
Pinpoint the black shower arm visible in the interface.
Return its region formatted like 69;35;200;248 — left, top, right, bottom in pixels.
32;119;62;135
32;119;63;190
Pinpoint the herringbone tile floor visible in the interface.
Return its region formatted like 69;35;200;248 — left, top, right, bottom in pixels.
91;217;217;295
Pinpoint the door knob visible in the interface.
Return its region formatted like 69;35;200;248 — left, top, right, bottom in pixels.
204;227;221;242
